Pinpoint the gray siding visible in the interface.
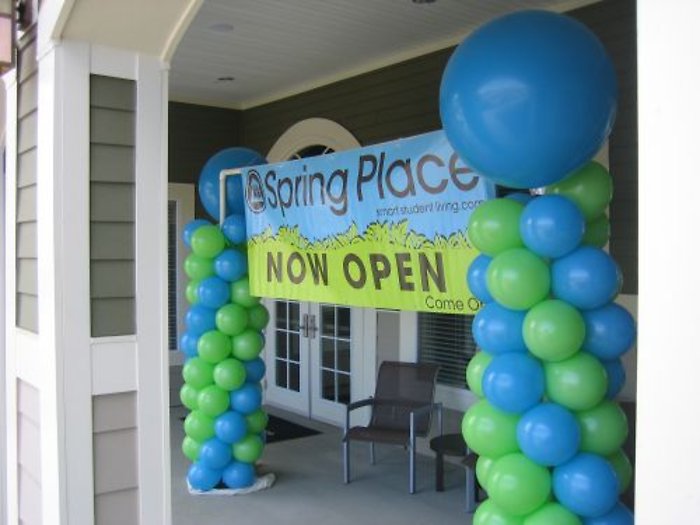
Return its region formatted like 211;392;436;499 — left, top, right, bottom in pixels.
93;392;139;525
16;35;38;333
17;380;42;525
90;76;136;336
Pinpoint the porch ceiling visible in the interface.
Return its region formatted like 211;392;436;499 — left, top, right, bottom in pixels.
169;0;600;110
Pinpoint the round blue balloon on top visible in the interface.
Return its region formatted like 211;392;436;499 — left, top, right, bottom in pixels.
198;148;266;221
440;10;617;189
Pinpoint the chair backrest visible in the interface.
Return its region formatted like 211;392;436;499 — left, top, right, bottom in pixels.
370;361;440;436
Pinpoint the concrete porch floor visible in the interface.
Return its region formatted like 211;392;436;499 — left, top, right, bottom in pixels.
170;405;472;525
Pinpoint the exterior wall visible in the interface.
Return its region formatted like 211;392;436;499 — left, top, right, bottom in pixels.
17;380;42;525
16;33;39;333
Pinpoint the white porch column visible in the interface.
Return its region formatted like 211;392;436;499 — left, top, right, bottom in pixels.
637;0;700;522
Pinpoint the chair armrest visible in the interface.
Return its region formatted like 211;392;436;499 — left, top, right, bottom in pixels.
346;397;374;412
409;402;442;440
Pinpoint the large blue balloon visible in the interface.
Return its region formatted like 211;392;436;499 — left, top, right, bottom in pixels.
583;503;634;525
601;357;626;400
517;403;580;466
467;254;494;303
214;411;248;444
222;214;247;245
222;461;255;489
198;147;266;221
553;453;619;518
230;384;262;415
180;331;200;359
440;10;617;189
199;438;232;470
187;461;222;491
473;302;527;355
582;303;636;360
185;304;217;336
520;195;585;258
244;357;266;383
214;249;248;283
482;353;544;414
197;276;231;309
552;246;622;310
183;219;211;248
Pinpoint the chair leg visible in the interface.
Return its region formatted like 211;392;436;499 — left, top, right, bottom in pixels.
369;442;376;465
343;439;350;484
465;464;477;512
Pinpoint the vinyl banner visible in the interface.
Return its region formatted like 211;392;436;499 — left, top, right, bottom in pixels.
241;130;496;314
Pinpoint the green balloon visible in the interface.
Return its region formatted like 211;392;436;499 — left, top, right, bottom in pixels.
232;329;264;361
544;161;613;220
197;385;230;417
462;400;519;458
583;213;610;248
607;448;633;493
184;254;214;281
246;409;269;434
231;278;261;308
523;502;581;525
191;225;226;258
489;453;551;516
182;436;201;462
474;499;525;525
476;455;495;491
466;351;493;397
179;383;200;411
197;330;232;364
247;304;270;330
215;303;249;336
184;410;215;442
468;199;524;256
182;357;214;389
232;434;264;463
523;300;585;362
186;279;200;304
213;358;247;391
487;248;550;310
577;401;629;456
544;352;607;411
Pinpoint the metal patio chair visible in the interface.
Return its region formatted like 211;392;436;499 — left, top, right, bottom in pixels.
342;361;441;494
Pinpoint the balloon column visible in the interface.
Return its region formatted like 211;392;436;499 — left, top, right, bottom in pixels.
441;11;635;525
180;147;270;491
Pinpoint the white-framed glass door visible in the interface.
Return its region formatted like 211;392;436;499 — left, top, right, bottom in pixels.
264;300;366;426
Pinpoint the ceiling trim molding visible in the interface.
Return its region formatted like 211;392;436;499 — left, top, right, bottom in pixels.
161;0;204;63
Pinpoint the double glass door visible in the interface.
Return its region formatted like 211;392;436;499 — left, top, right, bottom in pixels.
264;300;365;426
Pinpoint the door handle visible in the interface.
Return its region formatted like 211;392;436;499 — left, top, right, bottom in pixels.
308;314;318;339
301;314;309;338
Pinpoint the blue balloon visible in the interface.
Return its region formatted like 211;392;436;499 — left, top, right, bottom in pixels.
440;10;617;189
517;403;580;466
552;246;622;310
583;503;634;525
222;214;247;245
482;353;544;413
230;384;262;415
215;411;248;444
185;305;217;336
214;249;248;283
244;357;266;383
582;303;636;360
198;148;266;220
504;192;533;205
520;195;585;258
601;358;626;400
553;453;619;518
222;461;255;489
180;331;200;359
199;438;232;470
473;302;527;355
187;461;222;491
183;219;211;248
197;276;231;309
467;254;493;303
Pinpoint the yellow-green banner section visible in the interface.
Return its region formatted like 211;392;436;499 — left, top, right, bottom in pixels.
247;222;484;314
